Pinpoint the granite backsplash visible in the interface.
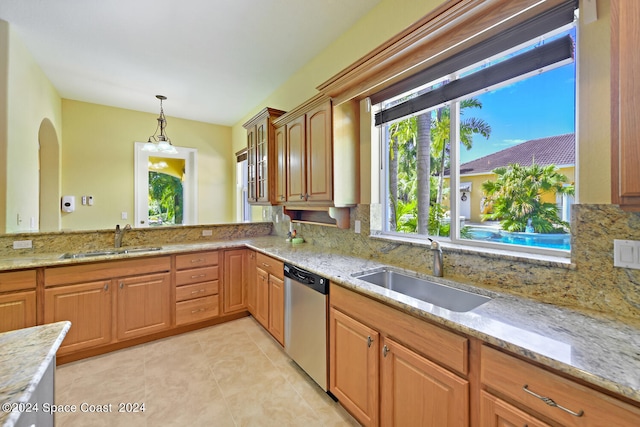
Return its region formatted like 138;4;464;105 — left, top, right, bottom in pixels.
272;204;640;326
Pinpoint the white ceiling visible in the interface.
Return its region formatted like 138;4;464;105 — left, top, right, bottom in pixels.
0;0;380;125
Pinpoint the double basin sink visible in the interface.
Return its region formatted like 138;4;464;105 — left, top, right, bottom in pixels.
353;268;491;312
60;246;163;259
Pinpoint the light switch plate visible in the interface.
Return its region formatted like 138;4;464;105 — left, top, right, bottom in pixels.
614;239;640;269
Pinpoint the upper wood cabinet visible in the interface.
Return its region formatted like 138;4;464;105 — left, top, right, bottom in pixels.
274;125;287;204
284;97;333;204
611;0;640;211
243;107;286;205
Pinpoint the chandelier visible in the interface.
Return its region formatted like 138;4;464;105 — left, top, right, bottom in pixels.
143;95;178;153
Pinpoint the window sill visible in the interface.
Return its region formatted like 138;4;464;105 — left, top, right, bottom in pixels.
369;232;575;270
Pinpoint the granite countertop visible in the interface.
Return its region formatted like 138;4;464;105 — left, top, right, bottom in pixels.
0;236;639;406
0;321;71;427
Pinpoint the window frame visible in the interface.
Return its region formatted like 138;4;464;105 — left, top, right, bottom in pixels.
374;21;577;259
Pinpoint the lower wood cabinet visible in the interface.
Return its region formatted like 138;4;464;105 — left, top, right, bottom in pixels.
223;249;247;314
246;250;257;314
44;256;171;356
116;272;170;340
44;280;112;355
330;284;469;427
0;270;37;333
254;252;285;345
480;345;640;427
175;250;220;325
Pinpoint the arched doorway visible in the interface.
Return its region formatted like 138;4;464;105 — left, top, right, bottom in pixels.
39;118;60;231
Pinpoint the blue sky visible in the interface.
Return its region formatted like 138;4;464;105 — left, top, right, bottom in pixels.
459;48;576;163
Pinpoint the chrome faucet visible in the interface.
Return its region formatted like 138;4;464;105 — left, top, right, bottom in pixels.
114;224;131;248
428;238;443;277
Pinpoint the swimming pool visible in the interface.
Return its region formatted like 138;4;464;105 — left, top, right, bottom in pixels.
464;227;570;251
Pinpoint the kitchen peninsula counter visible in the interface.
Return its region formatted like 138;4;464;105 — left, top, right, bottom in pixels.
0;236;638;408
0;321;70;427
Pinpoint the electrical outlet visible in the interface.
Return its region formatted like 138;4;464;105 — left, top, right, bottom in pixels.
202;230;213;237
354;220;361;234
13;240;33;249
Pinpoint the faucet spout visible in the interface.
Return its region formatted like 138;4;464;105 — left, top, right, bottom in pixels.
115;224;132;248
428;238;443;277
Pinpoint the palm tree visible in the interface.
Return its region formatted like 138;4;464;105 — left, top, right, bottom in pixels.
481;163;574;233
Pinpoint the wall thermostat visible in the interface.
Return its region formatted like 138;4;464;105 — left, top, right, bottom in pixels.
61;195;75;213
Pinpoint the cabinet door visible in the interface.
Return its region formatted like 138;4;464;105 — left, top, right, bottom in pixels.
223;249;247;314
0;291;36;332
45;281;112;354
246;125;257;202
611;0;640;210
329;308;379;427
256;117;270;203
286;115;306;201
255;267;269;329
117;273;170;341
246;251;257;315
305;101;332;202
480;391;551;427
268;274;284;346
275;124;287;203
381;337;469;427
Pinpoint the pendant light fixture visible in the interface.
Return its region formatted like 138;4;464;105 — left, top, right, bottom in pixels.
143;95;178;153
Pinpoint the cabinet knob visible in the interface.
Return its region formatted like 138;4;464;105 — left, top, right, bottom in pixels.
367;336;374;348
119;282;124;289
383;345;389;357
300;194;304;199
104;283;109;291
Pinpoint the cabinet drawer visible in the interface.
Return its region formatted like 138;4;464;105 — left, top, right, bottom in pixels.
0;269;36;292
176;295;219;326
175;266;219;286
176;280;219;302
481;345;640;426
256;252;283;278
175;251;219;270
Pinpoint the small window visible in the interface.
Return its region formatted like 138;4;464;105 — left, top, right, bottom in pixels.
374;5;577;256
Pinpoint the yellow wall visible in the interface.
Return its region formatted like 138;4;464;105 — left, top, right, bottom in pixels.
3;21;62;233
61;100;233;230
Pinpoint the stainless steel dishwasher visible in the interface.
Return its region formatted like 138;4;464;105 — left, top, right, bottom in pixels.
284;263;329;391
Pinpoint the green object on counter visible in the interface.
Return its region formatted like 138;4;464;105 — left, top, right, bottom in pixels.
292;237;304;244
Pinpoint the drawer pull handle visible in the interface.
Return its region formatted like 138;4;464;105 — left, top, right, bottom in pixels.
367;336;373;348
191;274;206;279
262;262;270;268
191;308;206;314
522;385;584;417
191;289;206;294
191;258;205;263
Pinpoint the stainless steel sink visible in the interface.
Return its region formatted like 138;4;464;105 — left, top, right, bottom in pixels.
353;268;491;312
60;246;163;259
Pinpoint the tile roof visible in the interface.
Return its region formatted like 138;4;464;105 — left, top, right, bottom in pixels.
459;133;575;176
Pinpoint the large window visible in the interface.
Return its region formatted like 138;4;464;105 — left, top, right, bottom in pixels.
375;6;576;256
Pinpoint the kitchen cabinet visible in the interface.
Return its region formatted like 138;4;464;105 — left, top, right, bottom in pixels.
0;269;36;333
175;250;220;326
611;0;640;211
246;250;257;315
274;124;287;203
285;97;333;204
44;256;170;355
481;345;640;426
330;307;380;427
330;284;469;427
255;252;285;345
116;272;170;340
243;107;286;205
44;280;112;354
480;391;551;427
223;249;247;314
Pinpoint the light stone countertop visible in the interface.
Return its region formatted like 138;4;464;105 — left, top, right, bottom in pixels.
0;321;71;427
0;236;639;407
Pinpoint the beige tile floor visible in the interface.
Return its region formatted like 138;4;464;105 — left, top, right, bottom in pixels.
54;316;360;427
